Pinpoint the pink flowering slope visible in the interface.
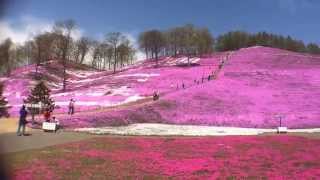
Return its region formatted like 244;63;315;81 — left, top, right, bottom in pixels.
52;46;320;129
2;46;320;128
7;135;320;179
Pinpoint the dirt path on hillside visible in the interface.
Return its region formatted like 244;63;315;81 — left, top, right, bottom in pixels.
49;96;155;119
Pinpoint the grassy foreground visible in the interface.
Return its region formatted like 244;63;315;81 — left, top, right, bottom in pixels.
4;135;320;179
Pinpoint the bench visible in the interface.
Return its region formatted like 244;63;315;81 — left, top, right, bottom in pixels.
42;122;58;132
277;127;288;134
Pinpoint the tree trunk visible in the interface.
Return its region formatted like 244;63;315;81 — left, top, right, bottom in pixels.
63;60;67;91
113;47;117;74
155;48;159;67
80;53;85;64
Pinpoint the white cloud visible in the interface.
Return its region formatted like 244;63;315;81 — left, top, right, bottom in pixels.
0;15;143;62
0;16;53;44
0;16;83;44
123;32;145;61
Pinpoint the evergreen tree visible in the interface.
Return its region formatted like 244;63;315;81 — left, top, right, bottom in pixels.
216;31;316;54
307;43;320;54
0;83;9;118
24;81;55;122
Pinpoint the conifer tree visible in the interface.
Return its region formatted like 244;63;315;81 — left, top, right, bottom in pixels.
24;81;55;122
0;83;9;118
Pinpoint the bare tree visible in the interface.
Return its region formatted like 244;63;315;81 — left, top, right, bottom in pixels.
196;28;214;57
105;32;125;73
91;40;103;69
33;32;55;77
76;37;92;64
0;38;14;76
138;32;150;59
53;19;76;91
182;24;198;65
138;30;166;67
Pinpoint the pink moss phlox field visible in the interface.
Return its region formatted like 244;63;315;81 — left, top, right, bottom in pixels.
2;46;320;128
10;136;320;179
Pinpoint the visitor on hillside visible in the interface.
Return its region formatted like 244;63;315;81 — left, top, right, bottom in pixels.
44;108;51;122
182;83;185;89
208;75;211;81
153;91;160;101
17;105;28;136
68;99;75;115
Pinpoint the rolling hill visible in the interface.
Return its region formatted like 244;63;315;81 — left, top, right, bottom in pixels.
1;46;320;128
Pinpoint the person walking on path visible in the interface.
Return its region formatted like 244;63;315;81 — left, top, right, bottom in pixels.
68;99;75;115
17;105;28;136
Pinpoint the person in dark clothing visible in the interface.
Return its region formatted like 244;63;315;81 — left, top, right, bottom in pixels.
17;105;28;136
68;99;75;115
153;91;160;101
44;108;51;122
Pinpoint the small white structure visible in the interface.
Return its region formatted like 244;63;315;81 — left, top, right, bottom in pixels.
275;114;287;134
277;127;288;134
42;122;57;132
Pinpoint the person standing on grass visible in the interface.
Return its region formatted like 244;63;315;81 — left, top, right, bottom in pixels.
17;105;28;136
68;99;75;115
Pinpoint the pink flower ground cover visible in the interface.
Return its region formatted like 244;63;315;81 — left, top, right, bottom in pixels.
2;46;320;128
6;135;320;179
53;47;320;129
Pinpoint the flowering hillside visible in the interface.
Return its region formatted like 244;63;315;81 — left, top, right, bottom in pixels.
1;46;320;128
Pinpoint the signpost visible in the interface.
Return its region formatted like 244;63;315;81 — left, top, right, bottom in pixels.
275;114;288;134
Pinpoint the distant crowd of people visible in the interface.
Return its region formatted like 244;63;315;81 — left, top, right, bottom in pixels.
17;99;76;136
175;59;226;91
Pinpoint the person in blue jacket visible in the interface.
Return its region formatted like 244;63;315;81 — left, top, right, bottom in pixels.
17;105;28;136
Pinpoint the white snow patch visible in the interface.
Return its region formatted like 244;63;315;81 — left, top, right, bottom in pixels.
137;78;148;82
111;86;133;96
54;94;144;107
68;76;105;84
0;78;8;81
165;57;201;66
75;123;320;136
123;94;144;103
66;70;103;78
85;92;105;97
116;73;160;78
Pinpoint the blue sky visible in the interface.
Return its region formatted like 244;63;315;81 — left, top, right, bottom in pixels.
1;0;320;44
